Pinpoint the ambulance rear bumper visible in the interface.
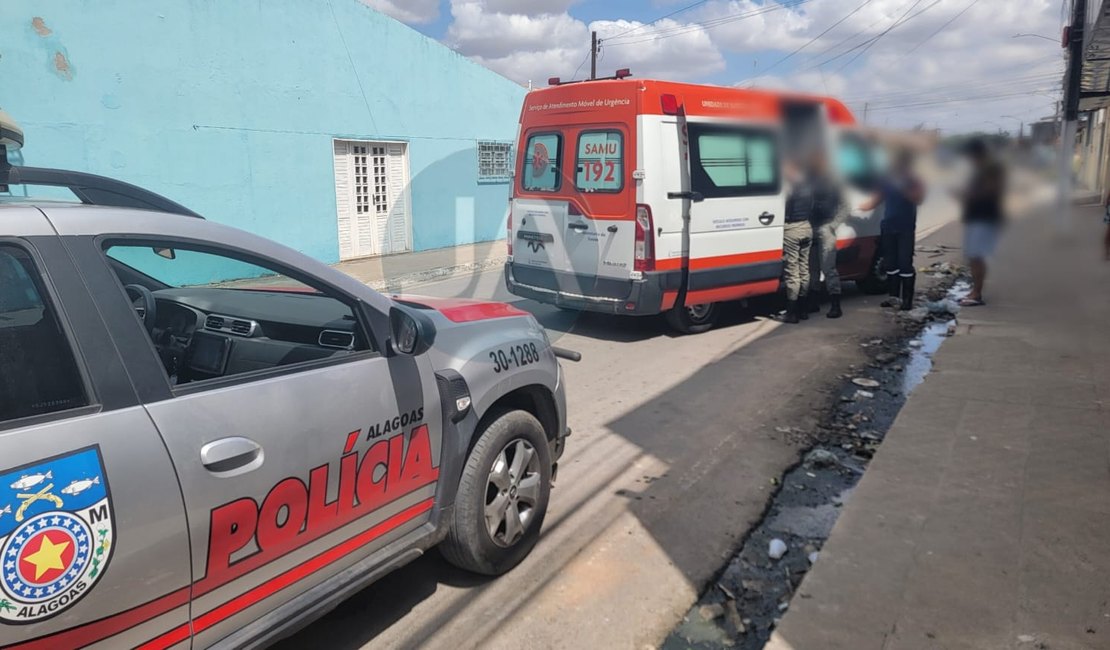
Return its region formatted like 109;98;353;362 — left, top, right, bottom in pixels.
504;262;670;316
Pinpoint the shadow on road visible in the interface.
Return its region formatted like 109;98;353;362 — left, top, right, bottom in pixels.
277;282;886;649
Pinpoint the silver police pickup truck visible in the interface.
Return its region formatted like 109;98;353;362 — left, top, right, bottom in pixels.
0;119;569;649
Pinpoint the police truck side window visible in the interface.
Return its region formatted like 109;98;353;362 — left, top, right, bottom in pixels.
837;133;879;191
0;246;88;424
689;124;780;198
576;130;623;192
522;133;561;192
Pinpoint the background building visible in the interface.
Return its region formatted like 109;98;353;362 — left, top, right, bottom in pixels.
0;0;525;263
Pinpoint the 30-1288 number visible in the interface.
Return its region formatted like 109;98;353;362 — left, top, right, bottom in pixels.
490;343;540;373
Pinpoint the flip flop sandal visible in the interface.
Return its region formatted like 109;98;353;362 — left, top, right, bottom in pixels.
958;298;985;307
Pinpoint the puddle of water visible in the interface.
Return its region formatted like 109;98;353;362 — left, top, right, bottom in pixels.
901;279;970;394
663;276;971;650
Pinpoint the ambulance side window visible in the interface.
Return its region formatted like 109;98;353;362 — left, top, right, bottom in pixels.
0;245;88;424
689;124;780;198
522;133;562;192
838;132;880;191
575;130;623;192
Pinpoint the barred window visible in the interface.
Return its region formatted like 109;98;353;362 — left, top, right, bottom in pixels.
477;140;513;183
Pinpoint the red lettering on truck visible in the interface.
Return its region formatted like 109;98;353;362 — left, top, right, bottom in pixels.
200;424;438;594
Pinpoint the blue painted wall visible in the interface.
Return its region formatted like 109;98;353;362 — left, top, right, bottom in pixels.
0;0;524;261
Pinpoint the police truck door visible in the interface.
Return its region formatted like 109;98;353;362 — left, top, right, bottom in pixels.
681;122;785;306
91;240;443;648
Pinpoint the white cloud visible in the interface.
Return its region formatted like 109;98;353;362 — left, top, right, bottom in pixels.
480;0;581;15
360;0;440;24
730;0;1065;133
446;1;726;85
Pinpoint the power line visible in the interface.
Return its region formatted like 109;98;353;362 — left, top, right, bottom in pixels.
570;46;591;81
754;0;875;77
603;0;711;41
900;0;981;57
833;0;937;74
842;70;1064;104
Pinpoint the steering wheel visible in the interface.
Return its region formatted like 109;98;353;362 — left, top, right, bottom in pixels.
123;284;157;334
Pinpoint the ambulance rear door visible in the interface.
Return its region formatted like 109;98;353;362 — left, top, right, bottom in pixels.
678;121;785;306
564;127;636;287
512;131;572;276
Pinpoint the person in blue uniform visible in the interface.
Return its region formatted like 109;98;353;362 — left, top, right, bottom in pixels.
860;149;925;311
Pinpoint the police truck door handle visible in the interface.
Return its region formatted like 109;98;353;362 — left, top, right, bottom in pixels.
758;212;775;225
201;437;264;476
567;221;588;231
607;225;618;233
667;191;704;203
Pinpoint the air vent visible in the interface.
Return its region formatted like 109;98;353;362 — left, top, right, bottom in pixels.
204;314;258;337
318;329;355;350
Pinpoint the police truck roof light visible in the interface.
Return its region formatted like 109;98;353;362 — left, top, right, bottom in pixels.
615;68;632;79
660;94;680;115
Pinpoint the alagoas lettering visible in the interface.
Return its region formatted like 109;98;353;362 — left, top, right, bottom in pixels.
366;408;425;439
202;424;438;592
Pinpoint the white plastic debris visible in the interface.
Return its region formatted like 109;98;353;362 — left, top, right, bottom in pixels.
804;448;839;468
1017;634;1036;644
852;377;880;388
768;538;788;560
908;340;924;348
855;390;875;399
808;551;820;564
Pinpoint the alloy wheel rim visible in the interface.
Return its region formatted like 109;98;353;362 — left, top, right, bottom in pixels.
484;438;541;547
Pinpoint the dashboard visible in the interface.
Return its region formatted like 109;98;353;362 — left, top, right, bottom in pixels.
146;288;366;383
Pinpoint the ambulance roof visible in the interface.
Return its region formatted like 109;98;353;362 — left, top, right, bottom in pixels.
521;78;856;126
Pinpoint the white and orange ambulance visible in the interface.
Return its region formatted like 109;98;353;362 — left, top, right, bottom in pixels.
503;75;886;333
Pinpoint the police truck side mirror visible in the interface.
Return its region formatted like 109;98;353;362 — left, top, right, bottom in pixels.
389;305;436;356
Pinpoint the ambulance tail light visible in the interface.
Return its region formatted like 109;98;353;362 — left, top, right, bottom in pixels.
506;202;513;258
660;93;680;116
634;204;655;272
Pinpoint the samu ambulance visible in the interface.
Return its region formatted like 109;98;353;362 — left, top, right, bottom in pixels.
504;74;886;333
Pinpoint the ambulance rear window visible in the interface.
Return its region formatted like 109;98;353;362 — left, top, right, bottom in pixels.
689;124;779;198
522;133;562;192
575;130;623;192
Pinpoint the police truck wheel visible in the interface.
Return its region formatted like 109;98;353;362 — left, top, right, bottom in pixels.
666;302;718;334
857;255;888;295
441;409;551;576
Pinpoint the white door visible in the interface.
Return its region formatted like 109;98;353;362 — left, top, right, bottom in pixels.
334;140;411;260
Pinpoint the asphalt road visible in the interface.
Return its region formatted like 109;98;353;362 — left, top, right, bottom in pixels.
277;188;964;650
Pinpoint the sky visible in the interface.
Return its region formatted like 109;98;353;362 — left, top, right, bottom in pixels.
362;0;1067;135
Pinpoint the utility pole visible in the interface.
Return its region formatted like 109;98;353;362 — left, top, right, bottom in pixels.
590;31;598;80
1059;0;1087;224
863;102;869;125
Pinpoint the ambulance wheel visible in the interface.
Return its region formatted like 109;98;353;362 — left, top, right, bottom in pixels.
857;256;888;295
441;409;551;576
666;302;718;334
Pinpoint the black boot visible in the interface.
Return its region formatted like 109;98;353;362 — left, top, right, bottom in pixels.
798;294;810;320
881;275;902;308
826;294;843;319
900;275;916;311
781;300;800;324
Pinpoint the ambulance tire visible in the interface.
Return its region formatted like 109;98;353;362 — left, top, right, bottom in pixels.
857;255;888;295
441;409;552;576
666;302;719;334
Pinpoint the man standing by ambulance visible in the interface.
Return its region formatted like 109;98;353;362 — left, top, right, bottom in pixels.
808;155;847;318
779;161;814;324
860;149;924;310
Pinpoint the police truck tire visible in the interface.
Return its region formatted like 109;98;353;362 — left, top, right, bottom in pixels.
857;255;888;295
666;302;718;334
441;409;551;576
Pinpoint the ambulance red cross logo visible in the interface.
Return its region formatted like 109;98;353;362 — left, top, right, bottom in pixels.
532;142;550;177
0;447;114;624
